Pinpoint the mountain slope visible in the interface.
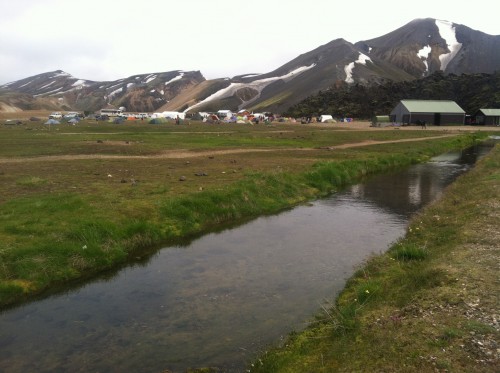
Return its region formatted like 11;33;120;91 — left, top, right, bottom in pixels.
1;18;499;114
355;18;500;77
1;70;205;113
283;71;500;119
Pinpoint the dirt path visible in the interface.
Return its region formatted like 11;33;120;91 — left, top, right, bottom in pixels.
0;135;459;164
319;134;457;149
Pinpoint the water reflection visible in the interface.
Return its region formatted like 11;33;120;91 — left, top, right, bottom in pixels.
348;145;490;217
0;144;491;373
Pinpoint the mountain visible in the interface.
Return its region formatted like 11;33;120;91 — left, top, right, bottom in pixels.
0;70;205;113
355;18;500;77
283;71;500;119
1;18;499;114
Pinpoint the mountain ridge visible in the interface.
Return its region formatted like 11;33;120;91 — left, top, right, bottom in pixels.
1;18;499;114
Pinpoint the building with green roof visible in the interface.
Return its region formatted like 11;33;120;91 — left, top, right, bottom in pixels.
474;109;500;125
390;100;465;126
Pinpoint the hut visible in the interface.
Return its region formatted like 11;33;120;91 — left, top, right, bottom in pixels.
371;115;391;127
474;109;500;126
390;100;465;126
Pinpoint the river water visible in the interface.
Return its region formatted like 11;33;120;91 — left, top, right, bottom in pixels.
0;144;492;373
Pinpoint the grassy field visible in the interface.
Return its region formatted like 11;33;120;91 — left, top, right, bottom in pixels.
0;117;495;309
250;141;500;373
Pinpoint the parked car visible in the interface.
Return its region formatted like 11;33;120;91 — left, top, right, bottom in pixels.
49;112;62;119
64;112;80;119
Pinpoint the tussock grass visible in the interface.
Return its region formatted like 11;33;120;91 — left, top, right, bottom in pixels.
390;241;428;261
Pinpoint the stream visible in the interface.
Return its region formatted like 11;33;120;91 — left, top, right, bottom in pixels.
0;143;493;373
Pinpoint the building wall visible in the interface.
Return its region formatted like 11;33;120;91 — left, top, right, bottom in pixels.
439;114;465;125
485;116;500;125
390;102;465;125
389;102;408;123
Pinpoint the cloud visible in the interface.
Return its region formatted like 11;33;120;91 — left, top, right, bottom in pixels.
0;0;498;85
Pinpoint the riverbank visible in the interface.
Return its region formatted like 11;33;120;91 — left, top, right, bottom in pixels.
0;122;489;308
250;142;499;372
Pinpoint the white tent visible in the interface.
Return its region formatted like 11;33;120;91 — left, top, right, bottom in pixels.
217;110;232;119
319;115;335;123
161;111;185;120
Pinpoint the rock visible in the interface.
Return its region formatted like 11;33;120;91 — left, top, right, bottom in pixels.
179;176;187;181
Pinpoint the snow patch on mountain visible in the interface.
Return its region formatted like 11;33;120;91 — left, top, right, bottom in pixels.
417;45;432;75
72;79;87;87
435;20;462;71
145;75;157;84
164;73;185;86
107;87;123;99
52;71;71;78
184;64;316;112
19;80;34;88
39;81;56;90
344;53;372;83
34;87;63;97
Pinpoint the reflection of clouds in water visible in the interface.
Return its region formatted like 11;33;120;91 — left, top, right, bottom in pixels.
350;184;364;198
409;175;422;206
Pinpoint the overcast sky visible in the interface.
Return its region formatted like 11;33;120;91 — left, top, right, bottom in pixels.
1;0;499;85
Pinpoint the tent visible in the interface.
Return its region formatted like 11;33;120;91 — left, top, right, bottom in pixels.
68;118;79;125
319;115;335;123
224;115;237;123
44;119;60;125
204;114;220;123
113;117;125;124
162;111;185;120
149;118;167;124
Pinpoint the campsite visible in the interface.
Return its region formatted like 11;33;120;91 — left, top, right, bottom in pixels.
0;112;498;372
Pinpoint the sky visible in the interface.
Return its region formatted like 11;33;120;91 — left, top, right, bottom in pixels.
1;0;499;85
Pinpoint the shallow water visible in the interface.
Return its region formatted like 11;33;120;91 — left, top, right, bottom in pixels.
0;144;491;373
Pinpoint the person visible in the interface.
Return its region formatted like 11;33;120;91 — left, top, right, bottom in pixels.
421;120;427;129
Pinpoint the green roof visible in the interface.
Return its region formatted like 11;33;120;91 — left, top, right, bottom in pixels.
400;100;465;114
479;109;500;116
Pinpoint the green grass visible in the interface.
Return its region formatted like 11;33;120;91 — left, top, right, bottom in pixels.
390;241;428;261
0;121;489;308
249;142;500;373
